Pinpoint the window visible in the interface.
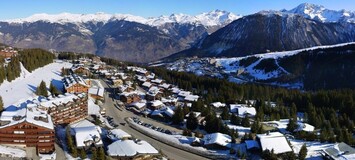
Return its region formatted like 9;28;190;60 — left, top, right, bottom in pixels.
14;131;25;134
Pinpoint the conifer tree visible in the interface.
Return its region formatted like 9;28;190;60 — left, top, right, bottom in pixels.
231;114;241;125
298;143;308;160
98;147;105;160
241;115;250;127
36;80;48;97
91;147;98;160
0;96;3;112
186;112;198;130
172;106;184;125
79;148;87;159
221;107;230;120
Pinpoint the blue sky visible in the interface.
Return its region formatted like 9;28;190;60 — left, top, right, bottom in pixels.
1;0;354;20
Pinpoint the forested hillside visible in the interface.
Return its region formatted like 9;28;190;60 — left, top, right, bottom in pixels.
149;67;355;144
0;48;55;83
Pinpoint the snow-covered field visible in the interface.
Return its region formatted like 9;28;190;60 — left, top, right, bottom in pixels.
0;61;72;108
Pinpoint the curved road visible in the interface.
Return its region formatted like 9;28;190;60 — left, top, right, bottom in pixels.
100;79;209;160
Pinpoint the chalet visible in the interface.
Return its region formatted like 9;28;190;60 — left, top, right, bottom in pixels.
71;64;91;76
107;139;159;159
118;85;134;93
202;133;231;149
120;92;141;104
321;142;355;160
256;132;292;154
295;122;315;132
39;93;88;125
70;120;103;149
141;81;152;89
111;79;124;87
0;47;17;58
129;101;147;112
151;78;163;85
146;90;162;101
150;107;175;120
63;74;90;93
158;83;171;90
88;80;104;100
148;100;164;110
230;104;256;117
161;97;178;106
0;104;55;154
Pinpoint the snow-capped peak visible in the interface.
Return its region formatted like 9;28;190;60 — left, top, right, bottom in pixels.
284;3;355;23
6;12;113;24
5;10;241;27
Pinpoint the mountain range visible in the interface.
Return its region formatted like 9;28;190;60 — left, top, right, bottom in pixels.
0;3;354;62
168;3;355;60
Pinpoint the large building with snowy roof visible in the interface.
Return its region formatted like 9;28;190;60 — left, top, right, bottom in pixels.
0;104;55;154
62;74;90;93
39;93;88;124
256;132;292;154
107;139;159;159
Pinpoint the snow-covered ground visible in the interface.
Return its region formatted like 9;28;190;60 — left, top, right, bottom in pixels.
0;61;72;108
290;140;333;159
226;123;251;137
0;144;26;158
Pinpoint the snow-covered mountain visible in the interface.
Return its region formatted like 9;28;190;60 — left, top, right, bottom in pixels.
284;3;355;23
5;10;241;27
160;42;355;90
167;10;355;60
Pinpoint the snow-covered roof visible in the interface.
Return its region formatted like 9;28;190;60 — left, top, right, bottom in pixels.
71;120;102;147
62;74;89;89
0;103;54;130
159;83;171;89
323;142;355;160
210;102;226;108
150;100;164;107
151;79;163;84
296;122;315;132
184;95;199;102
142;82;152;88
257;132;292;154
148;86;160;93
89;80;104;97
178;91;191;97
146;74;155;79
161;97;178;103
129;101;146;109
109;129;132;141
40;93;86;109
107;140;158;157
170;87;181;94
230;104;256;116
163;107;174;118
203;133;231;147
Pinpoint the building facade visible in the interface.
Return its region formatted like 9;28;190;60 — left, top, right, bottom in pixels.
39;93;88;125
0;106;55;154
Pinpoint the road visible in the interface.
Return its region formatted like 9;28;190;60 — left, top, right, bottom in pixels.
100;79;209;160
